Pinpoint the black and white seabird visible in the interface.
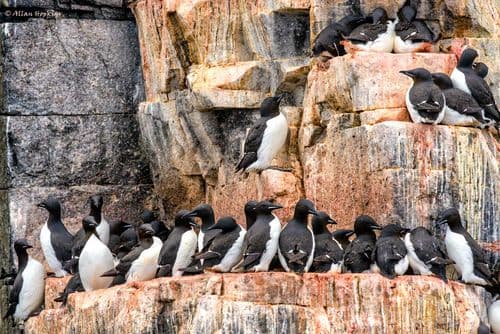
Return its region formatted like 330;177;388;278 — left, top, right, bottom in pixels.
38;197;74;277
393;4;438;53
142;210;170;241
436;208;496;286
401;68;446;124
78;216;115;291
235;95;288;173
312;14;366;61
342;8;396;53
404;226;452;282
473;62;488;78
183;204;220;254
107;220;132;257
431;72;488;127
451;48;499;126
343;215;381;273
332;229;355;250
194;216;246;273
372;224;410;279
114;226;138;258
102;224;162;283
278;199;317;273
239;201;282;272
4;239;45;322
244;200;258;230
64;216;101;275
309;211;343;273
157;210;198;277
489;297;500;334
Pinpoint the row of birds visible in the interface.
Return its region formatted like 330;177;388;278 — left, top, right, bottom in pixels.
312;4;440;59
3;196;499;326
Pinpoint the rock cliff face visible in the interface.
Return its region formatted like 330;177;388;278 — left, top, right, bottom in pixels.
131;0;498;242
0;3;152;332
26;274;492;333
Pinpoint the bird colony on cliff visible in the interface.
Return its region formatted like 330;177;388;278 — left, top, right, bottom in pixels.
2;1;499;333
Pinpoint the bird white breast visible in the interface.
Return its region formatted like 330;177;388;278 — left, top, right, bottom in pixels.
79;234;115;291
393;36;427;53
172;229;198;277
441;105;480;127
450;69;471;94
405;89;445;125
444;226;488;285
394;255;409;276
404;233;432;275
198;230;205;253
40;223;66;277
304;227;316;273
489;300;500;334
96;217;110;246
212;228;247;273
14;257;45;321
329;262;342;274
126;237;162;282
356;20;395;53
247;113;288;171
253;215;281;272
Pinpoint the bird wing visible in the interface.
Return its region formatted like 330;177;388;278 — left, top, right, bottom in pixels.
444;89;484;116
52;225;74;262
346;23;388;42
465;74;500;120
201;229;222;251
236;118;268;171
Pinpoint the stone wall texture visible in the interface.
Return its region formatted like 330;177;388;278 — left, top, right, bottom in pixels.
0;2;153;332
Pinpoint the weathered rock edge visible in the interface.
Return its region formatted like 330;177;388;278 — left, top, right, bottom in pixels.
26;273;490;334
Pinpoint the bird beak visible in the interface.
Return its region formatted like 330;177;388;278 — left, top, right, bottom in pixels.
36;202;45;208
400;70;414;78
327;218;337;225
207;224;220;231
188;221;198;228
277;94;285;103
345;230;355;237
122;224;133;229
268;204;283;210
182;211;198;219
371;224;382;230
308;209;318;216
24;245;33;249
435;218;447;226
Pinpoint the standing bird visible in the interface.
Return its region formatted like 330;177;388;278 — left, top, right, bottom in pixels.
343;215;381;273
278;199;318;273
342;8;396;53
235;95;288;173
436;208;496;286
393;4;438;53
401;68;446;124
244;200;258;230
183;204;219;254
101;224;162;283
107;220;132;256
157;210;198;277
239;201;282;272
310;212;343;273
473;62;489;78
431;72;489;127
372;224;410;279
4;239;45;322
404;226;452;282
312;14;367;61
78;216;114;291
194;217;246;273
332;229;355;250
38;197;73;277
451;48;499;126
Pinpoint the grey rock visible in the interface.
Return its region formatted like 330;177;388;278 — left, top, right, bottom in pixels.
3;114;150;187
1;19;143;116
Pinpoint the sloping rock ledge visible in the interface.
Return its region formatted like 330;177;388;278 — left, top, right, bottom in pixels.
26;273;489;333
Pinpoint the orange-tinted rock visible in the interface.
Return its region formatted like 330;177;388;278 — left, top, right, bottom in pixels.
26;273;491;333
44;276;72;310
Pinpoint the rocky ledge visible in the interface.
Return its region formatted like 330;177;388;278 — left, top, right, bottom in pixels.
26;273;490;333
